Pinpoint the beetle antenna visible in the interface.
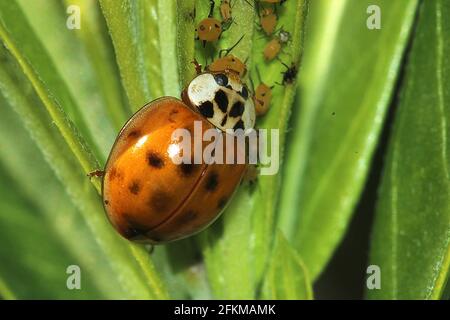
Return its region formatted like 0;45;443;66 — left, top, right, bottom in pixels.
218;34;245;57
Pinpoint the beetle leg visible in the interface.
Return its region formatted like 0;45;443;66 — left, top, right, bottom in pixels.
191;59;203;74
87;169;105;178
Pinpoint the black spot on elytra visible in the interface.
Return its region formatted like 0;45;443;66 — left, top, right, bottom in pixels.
108;167;117;180
220;114;228;127
205;171;219;192
147;152;164;168
123;214;149;239
217;197;228;209
200;25;206;31
233;120;244;131
214;90;229;113
169;108;179;122
229;101;244;117
214;73;228;87
149;190;171;212
199;101;214;118
240;86;249;100
179;162;200;177
128;130;140;139
128;180;141;195
104;200;109;205
108;167;123;182
176;210;198;225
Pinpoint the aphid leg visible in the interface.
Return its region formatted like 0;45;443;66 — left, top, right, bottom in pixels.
87;169;105;178
276;56;289;69
218;34;245;57
243;0;254;9
208;0;215;18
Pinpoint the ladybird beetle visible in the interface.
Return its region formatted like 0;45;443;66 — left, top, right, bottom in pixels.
259;6;278;35
102;48;256;243
264;29;290;61
102;96;249;244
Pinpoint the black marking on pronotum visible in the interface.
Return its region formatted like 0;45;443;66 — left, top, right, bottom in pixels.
128;180;141;195
233;119;244;131
147;152;165;168
205;171;219;192
229;101;244;117
239;86;249;100
214;90;229;113
149;189;171;212
214;73;228;87
220;114;228;127
199;101;214;118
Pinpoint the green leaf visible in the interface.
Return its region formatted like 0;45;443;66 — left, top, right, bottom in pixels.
199;0;309;299
0;2;168;298
99;0;163;110
63;0;131;130
368;0;450;300
277;0;419;280
262;231;313;300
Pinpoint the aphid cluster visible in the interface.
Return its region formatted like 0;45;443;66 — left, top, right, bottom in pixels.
97;0;299;244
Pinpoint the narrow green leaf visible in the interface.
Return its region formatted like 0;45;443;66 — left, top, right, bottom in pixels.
157;0;180;96
369;0;450;300
0;95;129;299
262;231;313;300
100;0;163;110
63;0;132;130
0;0;110;162
0;1;101;187
199;0;309;299
176;0;196;89
0;25;168;300
277;0;419;280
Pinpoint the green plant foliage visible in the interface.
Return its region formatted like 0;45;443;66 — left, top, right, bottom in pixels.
198;0;309;299
0;0;167;299
368;0;450;300
277;0;419;280
262;231;313;299
0;0;447;301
